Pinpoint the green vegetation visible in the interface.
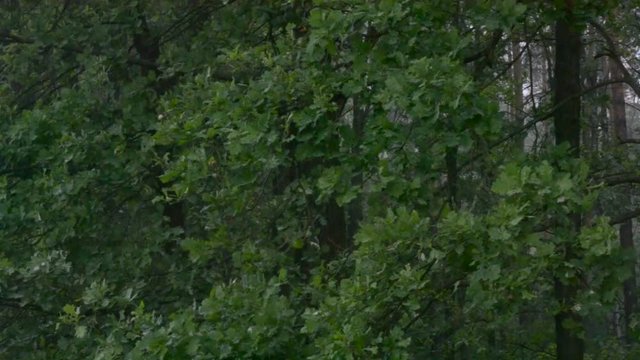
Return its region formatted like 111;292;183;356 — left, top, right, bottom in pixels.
1;1;640;359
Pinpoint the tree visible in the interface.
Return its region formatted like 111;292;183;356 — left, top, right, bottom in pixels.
552;1;584;358
0;1;638;359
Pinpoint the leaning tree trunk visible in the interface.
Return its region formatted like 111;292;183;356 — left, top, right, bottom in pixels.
553;3;584;360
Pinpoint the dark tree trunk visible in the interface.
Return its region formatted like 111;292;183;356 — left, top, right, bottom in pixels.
512;40;524;151
133;7;186;236
445;146;459;209
347;97;366;242
581;42;598;154
610;61;638;339
320;199;348;257
553;4;584;360
611;64;628;143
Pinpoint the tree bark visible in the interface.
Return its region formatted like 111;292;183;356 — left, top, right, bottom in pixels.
610;60;638;340
512;40;524;151
610;64;628;142
553;4;584;360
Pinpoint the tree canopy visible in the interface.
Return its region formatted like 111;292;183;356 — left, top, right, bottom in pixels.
2;1;640;359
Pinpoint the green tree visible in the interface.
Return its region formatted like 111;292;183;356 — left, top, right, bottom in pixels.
0;1;638;359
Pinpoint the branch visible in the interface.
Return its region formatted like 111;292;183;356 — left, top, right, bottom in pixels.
480;34;535;91
590;20;640;98
463;30;504;64
601;174;640;186
48;0;72;33
626;101;640;113
159;0;239;46
0;299;53;315
0;29;33;44
610;208;640;226
458;78;626;170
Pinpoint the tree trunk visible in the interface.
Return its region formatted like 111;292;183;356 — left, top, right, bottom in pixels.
445;146;459;209
347;97;366;242
553;4;584;360
611;63;628;142
133;6;187;237
610;60;638;340
512;40;524;151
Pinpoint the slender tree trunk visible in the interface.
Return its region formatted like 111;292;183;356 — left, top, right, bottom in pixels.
539;42;554;149
512;40;524;151
319;95;349;257
553;4;584;360
347;97;366;242
445;146;459;208
581;42;597;154
611;63;628;143
610;61;638;340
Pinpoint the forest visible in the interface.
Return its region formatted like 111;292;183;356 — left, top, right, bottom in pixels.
2;0;640;359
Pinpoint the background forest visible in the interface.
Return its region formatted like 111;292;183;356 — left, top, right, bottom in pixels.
2;0;640;359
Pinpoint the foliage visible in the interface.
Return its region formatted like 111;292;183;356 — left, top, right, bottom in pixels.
0;0;637;359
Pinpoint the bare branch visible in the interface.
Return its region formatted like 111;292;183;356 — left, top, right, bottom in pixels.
601;174;640;186
590;20;640;98
610;208;640;226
